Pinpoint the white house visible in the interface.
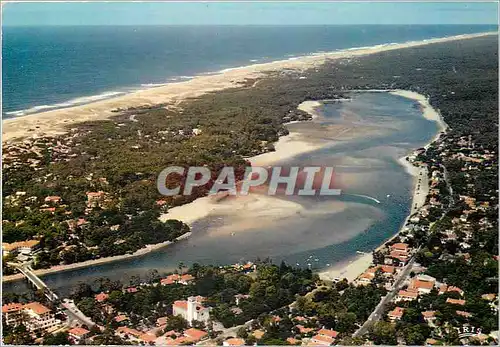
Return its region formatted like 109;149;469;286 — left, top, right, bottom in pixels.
68;327;91;344
172;296;210;325
22;302;60;332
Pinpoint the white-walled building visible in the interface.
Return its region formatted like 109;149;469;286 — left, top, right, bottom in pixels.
2;302;60;333
172;296;210;325
20;302;59;332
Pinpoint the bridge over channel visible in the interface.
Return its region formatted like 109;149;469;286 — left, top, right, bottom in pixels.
8;262;97;328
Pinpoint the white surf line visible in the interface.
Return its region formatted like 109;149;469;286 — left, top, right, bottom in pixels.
344;193;381;204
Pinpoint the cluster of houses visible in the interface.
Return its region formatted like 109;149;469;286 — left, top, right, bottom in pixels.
48;263;342;346
2;188;112;268
348;132;499;345
241;314;341;346
356;242;414;288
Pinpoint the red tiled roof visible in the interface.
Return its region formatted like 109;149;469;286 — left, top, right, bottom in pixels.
380;265;396;273
410;279;434;290
446;298;466;306
87;191;105;197
173;300;188;310
422;311;436;319
157;317;168;326
161;274;180;285
390;250;409;260
447;286;463;294
252;330;265;339
272;315;282;322
44;196;62;202
359;272;374;280
23;302;51;315
296;325;314;334
388;307;405;319
391;243;409;251
184;328;207;341
2;303;23;313
173;298;207;312
139;333;156;343
311;334;335;345
95;292;109;302
225;338;245;346
68;327;90;337
181;274;195;282
161;273;195;285
318;329;338;338
116;327;142;337
398;289;418;298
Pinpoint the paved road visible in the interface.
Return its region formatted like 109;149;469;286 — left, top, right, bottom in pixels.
9;262;96;328
353;253;418;338
198;319;255;345
62;299;97;328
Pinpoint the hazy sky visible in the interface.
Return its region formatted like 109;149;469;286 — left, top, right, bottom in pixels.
2;2;498;26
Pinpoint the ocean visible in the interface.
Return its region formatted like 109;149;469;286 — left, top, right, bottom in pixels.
4;91;439;294
2;24;496;118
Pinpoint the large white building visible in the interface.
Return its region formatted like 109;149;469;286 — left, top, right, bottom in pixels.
2;240;40;256
172;296;210;325
2;302;60;333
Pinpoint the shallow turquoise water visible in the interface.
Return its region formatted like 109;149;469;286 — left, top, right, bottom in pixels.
3;92;439;295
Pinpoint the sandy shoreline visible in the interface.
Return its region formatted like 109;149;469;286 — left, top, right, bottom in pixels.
2;31;493;143
249;100;325;167
161;100;326;226
0;33;475;283
2;232;192;283
2;98;326;283
318;90;447;282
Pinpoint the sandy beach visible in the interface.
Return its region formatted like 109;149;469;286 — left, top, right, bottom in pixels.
391;89;448;134
318;252;374;283
161;100;327;227
318;90;447;282
0;33;478;283
2;32;493;143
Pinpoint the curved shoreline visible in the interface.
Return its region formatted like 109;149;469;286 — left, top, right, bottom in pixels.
0;91;449;284
2;32;494;143
318;90;448;282
0;34;468;284
2;99;326;284
2;232;192;283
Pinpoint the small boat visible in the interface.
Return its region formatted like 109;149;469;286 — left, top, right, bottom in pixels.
386;194;391;198
356;251;366;255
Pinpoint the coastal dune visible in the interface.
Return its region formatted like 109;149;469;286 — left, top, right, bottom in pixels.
2;32;492;143
0;32;481;283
